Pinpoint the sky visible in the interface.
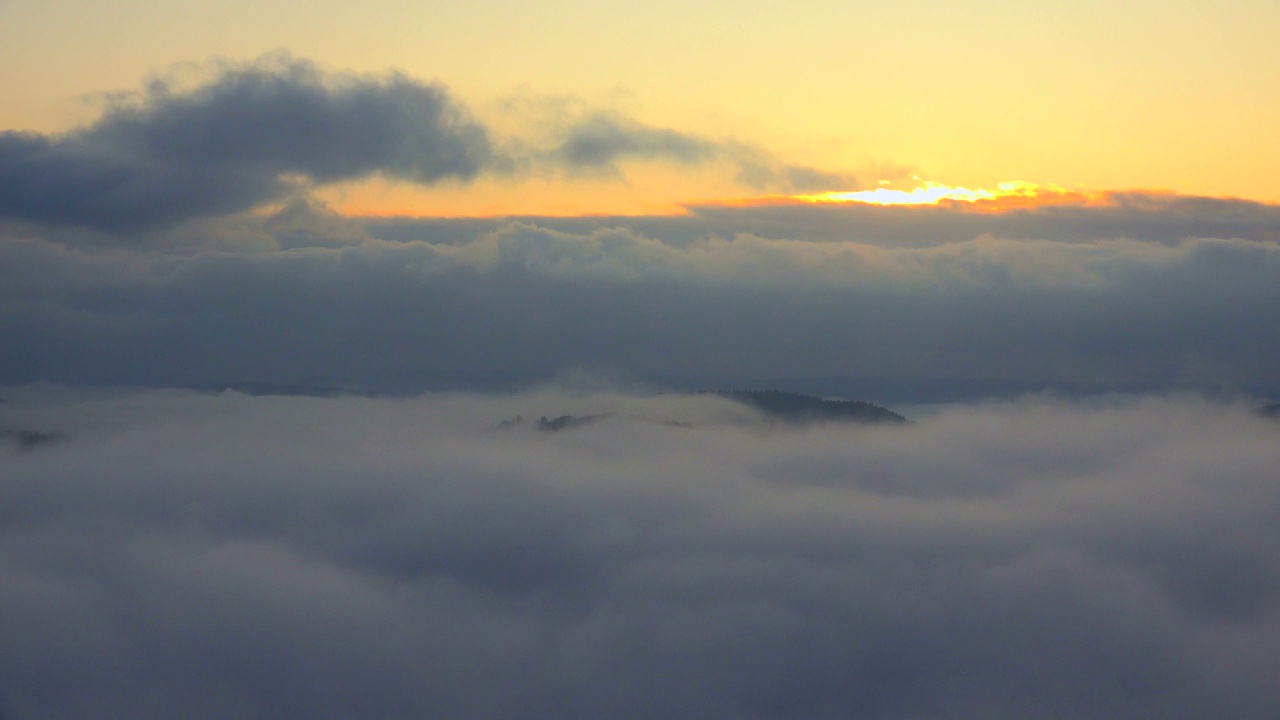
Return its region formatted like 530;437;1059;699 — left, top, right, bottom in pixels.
4;4;1280;718
3;0;1280;214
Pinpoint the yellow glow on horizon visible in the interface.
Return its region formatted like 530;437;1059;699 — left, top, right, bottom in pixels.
690;179;1124;214
770;180;1119;212
316;170;723;219
317;174;1269;221
795;180;1044;207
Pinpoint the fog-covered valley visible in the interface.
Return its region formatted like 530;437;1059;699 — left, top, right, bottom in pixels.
3;387;1279;719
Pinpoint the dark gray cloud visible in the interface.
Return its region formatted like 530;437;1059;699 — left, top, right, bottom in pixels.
2;388;1279;719
0;56;493;232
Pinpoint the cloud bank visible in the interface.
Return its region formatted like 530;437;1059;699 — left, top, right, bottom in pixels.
2;388;1279;719
3;213;1279;392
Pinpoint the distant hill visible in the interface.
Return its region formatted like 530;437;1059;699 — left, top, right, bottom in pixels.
538;414;613;431
497;414;615;432
707;390;907;425
192;382;364;398
493;391;907;433
1257;403;1280;420
1;429;64;451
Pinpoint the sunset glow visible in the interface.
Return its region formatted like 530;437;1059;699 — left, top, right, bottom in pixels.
791;180;1104;210
693;180;1117;214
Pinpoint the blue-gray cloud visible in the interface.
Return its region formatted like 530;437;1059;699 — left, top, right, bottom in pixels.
0;56;493;232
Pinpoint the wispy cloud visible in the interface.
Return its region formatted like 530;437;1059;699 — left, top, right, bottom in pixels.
542;112;855;192
549;113;717;170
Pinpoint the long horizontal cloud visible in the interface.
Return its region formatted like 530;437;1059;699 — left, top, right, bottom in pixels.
2;389;1279;718
2;215;1279;393
0;56;493;232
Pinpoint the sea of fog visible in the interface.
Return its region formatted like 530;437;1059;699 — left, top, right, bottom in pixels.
2;386;1279;719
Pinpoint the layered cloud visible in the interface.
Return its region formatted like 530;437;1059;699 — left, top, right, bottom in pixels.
2;388;1279;719
354;188;1280;258
684;191;1280;246
2;210;1279;392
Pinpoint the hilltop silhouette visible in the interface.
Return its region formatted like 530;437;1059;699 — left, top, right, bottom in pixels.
706;390;907;425
495;390;908;432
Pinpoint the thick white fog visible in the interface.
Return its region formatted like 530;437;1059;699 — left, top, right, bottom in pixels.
2;387;1278;719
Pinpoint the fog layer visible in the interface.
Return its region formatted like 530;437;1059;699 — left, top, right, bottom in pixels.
2;389;1278;719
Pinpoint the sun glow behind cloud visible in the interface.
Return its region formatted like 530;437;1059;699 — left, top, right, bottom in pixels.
796;180;1040;205
790;180;1107;212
